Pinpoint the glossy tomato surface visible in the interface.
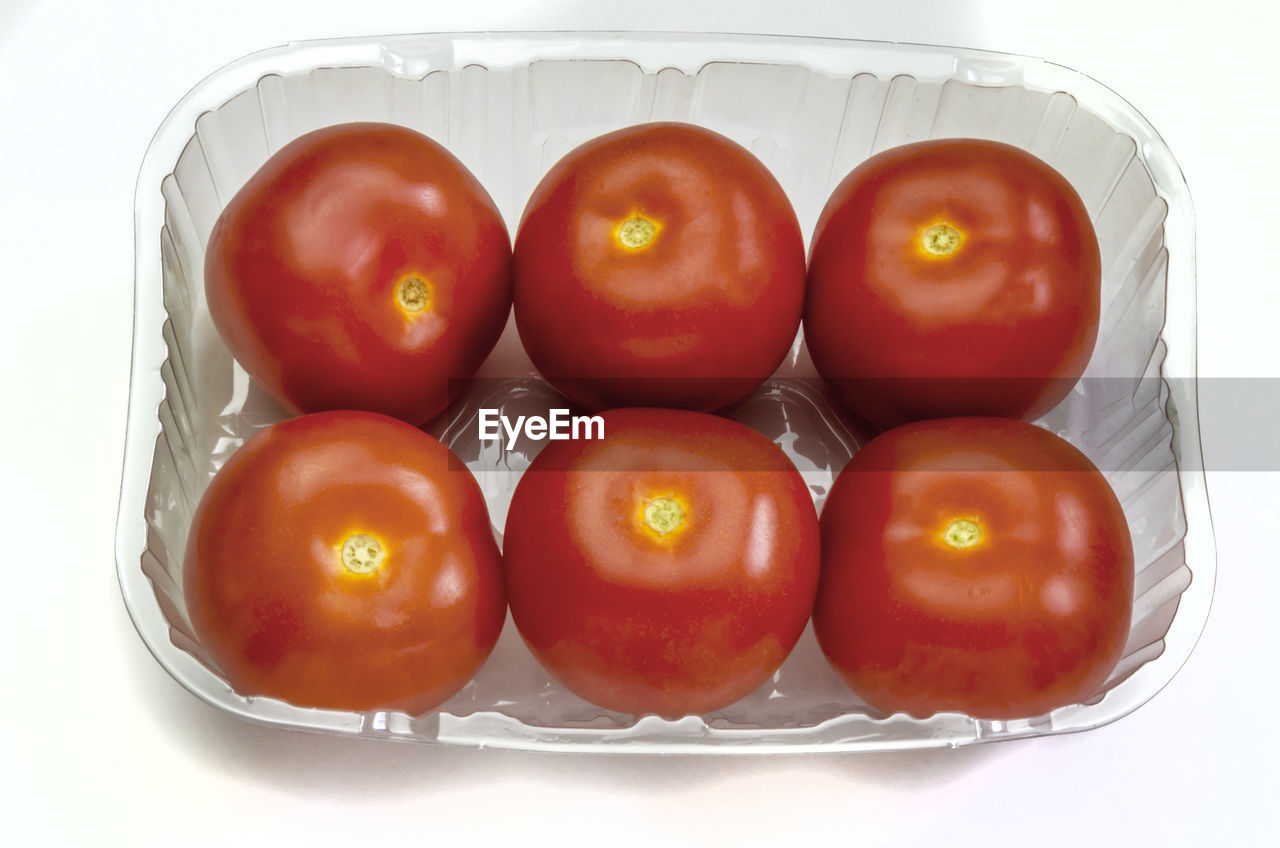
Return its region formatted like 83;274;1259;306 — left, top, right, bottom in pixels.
502;409;820;716
184;411;506;714
805;139;1101;431
513;122;806;412
813;418;1133;720
205;122;512;426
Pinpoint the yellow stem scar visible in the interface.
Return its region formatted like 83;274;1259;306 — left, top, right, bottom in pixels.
397;275;430;313
942;519;982;549
642;496;686;536
921;222;963;257
341;534;386;574
617;215;657;249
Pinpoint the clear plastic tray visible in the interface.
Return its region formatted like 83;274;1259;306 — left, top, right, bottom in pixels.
116;31;1213;753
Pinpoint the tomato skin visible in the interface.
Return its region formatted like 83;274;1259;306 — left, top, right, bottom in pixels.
513;123;806;412
205;122;512;426
804;139;1101;431
502;409;820;716
184;411;506;714
813;418;1133;720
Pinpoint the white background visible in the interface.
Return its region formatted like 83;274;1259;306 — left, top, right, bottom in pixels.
2;1;1276;844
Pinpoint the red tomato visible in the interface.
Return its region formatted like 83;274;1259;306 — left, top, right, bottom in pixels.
502;409;820;716
513;123;806;412
205;122;512;426
804;139;1101;431
813;418;1133;720
184;411;506;714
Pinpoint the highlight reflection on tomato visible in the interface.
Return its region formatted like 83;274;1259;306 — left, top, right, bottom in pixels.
813;418;1134;720
184;411;506;714
204;122;512;426
502;409;821;716
513;122;807;412
804;138;1101;431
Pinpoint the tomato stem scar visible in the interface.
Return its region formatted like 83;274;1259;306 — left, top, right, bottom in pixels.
921;223;963;257
617;215;657;249
942;519;982;549
341;534;386;574
396;275;430;313
643;496;686;536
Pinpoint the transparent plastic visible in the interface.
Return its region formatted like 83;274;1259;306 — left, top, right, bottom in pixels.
117;31;1212;752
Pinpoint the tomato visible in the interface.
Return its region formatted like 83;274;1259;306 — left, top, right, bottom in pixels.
804;138;1101;431
813;418;1133;720
204;122;512;426
512;122;806;412
184;411;506;714
502;409;820;716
